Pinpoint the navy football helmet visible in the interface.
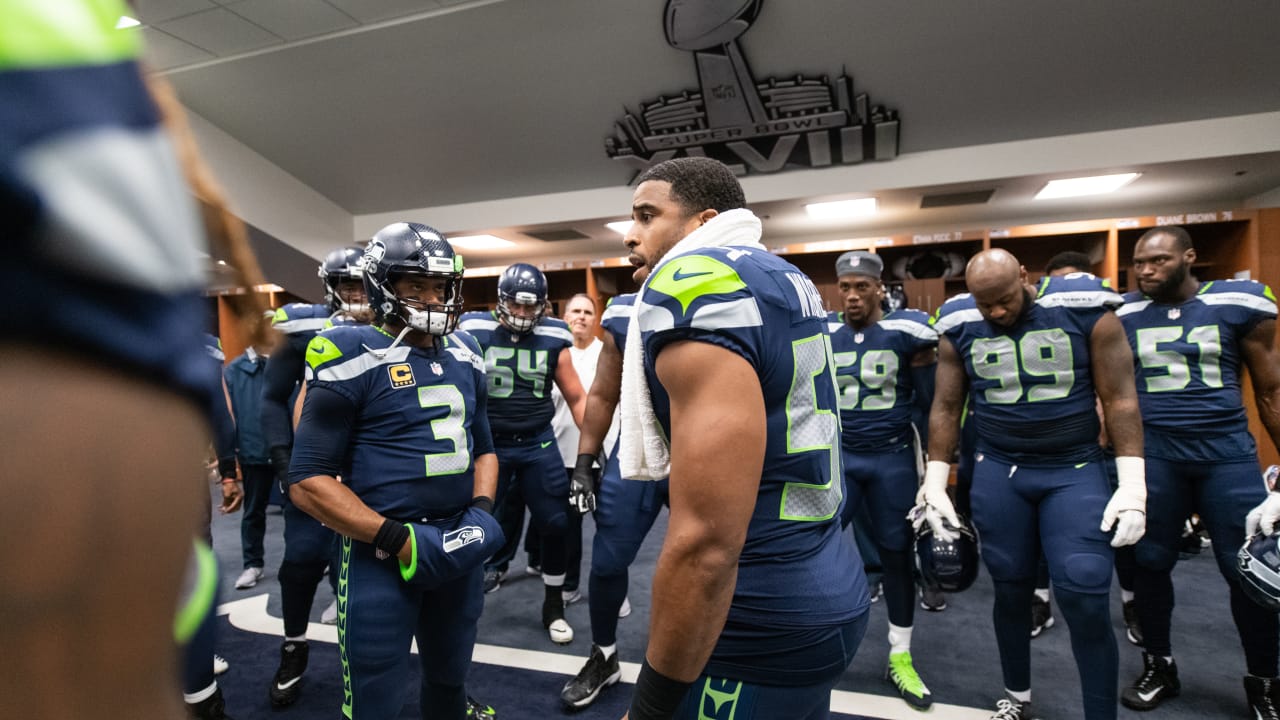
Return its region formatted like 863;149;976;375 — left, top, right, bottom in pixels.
319;246;367;314
362;222;464;336
915;514;980;593
1239;532;1280;612
496;262;548;334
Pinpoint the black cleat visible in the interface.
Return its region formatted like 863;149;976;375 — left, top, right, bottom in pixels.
1030;596;1054;638
1121;652;1180;710
483;568;504;594
989;696;1038;719
1245;675;1280;720
561;645;622;709
188;686;234;720
269;640;309;707
1123;599;1143;646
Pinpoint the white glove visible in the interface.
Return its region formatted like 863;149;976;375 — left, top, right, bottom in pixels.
1246;492;1280;538
912;461;960;542
1103;456;1146;547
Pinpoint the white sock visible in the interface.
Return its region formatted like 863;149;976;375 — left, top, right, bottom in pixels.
598;643;617;659
1121;590;1135;603
183;681;218;704
888;624;913;655
543;573;566;588
285;635;307;643
1006;688;1031;703
1034;588;1050;602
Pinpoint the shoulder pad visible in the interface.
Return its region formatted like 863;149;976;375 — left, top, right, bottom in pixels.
271;303;330;335
1035;274;1123;310
881;309;939;341
930;293;981;334
1198;280;1278;315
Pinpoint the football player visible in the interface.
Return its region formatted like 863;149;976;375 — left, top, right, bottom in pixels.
620;157;868;719
459;265;586;644
288;222;499;720
559;291;663;710
827;250;939;709
1118;226;1280;716
925;248;1145;720
260;245;368;707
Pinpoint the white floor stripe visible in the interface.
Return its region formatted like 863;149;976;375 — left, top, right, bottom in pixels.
219;594;989;719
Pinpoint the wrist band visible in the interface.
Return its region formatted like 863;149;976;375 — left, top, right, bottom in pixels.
220;477;240;484
628;660;692;720
470;496;495;515
373;518;411;559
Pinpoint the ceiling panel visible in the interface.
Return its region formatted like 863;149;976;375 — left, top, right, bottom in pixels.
141;27;217;71
225;0;360;41
158;8;284;55
132;0;217;24
322;0;445;24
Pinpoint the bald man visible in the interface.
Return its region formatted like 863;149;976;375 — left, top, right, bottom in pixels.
923;249;1146;720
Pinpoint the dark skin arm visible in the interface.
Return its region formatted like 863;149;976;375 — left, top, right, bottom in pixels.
1241;318;1280;453
926;337;968;463
1089;312;1143;458
643;340;764;682
291;452;497;565
576;332;622;457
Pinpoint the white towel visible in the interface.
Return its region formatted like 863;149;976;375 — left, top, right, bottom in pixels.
618;208;767;480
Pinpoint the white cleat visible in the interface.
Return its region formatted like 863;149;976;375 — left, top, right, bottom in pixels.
548;618;574;645
234;566;263;589
618;596;632;619
321;599;338;625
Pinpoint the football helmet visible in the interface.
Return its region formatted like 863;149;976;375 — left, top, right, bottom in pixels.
319;246;367;314
915;514;980;593
1238;532;1280;612
496;263;548;334
362;222;464;336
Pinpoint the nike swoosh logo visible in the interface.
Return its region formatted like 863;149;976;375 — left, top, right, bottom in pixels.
1137;687;1161;702
672;268;712;281
541;441;554;449
276;676;302;691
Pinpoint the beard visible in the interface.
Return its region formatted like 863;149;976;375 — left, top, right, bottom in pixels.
1146;262;1189;299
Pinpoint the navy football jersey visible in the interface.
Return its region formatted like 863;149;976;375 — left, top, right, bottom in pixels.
456;311;573;436
291;325;492;519
932;273;1123;465
827;309;938;448
1118;279;1277;437
637;247;865;631
601;293;636;353
2;1;213;406
261;303;358;450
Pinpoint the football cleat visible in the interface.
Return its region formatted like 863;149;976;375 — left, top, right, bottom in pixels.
560;645;622;709
234;566;263;590
543;596;574;645
212;654;229;676
885;651;932;709
989;696;1038;720
1121;652;1180;710
483;568;504;594
320;599;338;625
1123;599;1143;646
269;640;309;707
466;695;496;719
920;585;947;612
618;596;632;619
1245;675;1280;720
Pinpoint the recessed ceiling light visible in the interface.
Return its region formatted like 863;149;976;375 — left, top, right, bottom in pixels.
216;260;227;265
116;15;141;29
805;198;877;219
606;220;634;236
1035;173;1140;200
449;235;515;250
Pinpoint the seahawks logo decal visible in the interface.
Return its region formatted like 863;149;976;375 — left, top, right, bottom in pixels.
443;525;484;553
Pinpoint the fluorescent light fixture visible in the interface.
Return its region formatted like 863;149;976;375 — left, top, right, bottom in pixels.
606;220;634;236
805;198;878;219
449;234;514;250
1035;173;1140;200
216;260;227;265
116;15;140;29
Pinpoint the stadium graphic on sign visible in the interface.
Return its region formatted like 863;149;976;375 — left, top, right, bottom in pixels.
606;0;901;180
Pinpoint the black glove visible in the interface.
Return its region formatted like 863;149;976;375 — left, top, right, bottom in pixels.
270;445;291;490
568;453;599;514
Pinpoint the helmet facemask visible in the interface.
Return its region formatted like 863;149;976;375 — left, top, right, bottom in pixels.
497;291;546;334
379;264;464;337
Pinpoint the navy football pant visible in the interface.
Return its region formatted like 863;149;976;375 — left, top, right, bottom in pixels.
178;538;221;697
338;536;483;720
971;455;1118;719
487;427;570;579
673;615;868;720
279;492;338;638
1133;454;1277;675
589;450;668;646
840;440;918;628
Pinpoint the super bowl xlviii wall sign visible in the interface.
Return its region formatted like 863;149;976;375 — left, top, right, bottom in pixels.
605;0;901;182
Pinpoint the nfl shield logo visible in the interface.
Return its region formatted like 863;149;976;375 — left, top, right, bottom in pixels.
430;362;443;376
854;332;865;344
1168;308;1181;320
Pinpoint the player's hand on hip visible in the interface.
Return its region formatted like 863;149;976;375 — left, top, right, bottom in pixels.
1246;493;1280;538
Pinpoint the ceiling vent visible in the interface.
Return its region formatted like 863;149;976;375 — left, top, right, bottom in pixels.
919;189;996;208
523;228;591;242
